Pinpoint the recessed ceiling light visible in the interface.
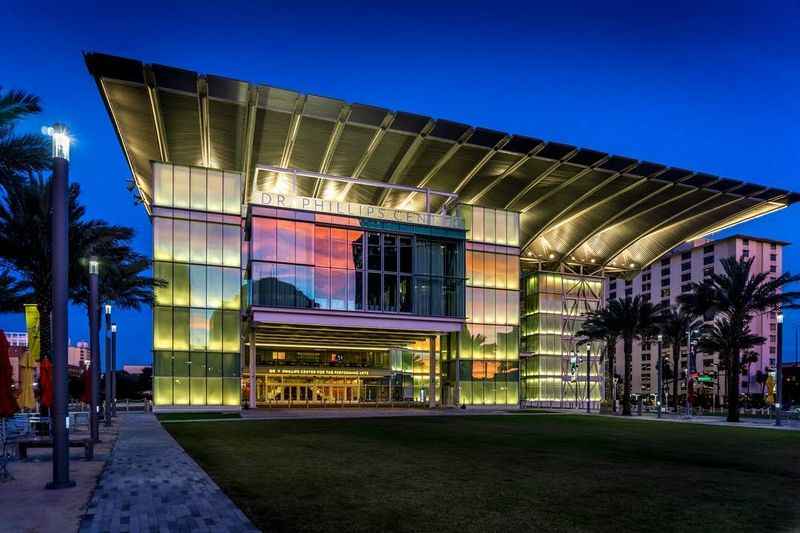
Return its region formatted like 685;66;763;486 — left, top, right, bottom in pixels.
548;253;555;259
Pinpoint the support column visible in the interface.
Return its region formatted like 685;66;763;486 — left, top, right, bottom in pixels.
248;328;257;409
429;335;436;408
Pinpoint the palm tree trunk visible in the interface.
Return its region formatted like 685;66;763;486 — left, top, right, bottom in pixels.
622;336;633;416
672;343;680;413
727;350;740;422
608;345;615;413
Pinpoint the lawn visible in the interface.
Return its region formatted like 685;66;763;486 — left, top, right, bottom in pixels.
165;414;799;533
157;412;241;421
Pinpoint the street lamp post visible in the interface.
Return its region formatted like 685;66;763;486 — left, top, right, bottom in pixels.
88;259;100;443
657;334;663;419
111;323;117;417
104;304;112;426
45;124;75;489
776;312;784;427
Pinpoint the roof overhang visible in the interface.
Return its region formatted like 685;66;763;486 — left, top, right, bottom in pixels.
85;52;798;272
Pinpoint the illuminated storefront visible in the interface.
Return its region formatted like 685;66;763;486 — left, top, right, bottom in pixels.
86;52;797;411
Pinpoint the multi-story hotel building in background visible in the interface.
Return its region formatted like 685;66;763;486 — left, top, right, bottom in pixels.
608;235;785;405
85;52;798;411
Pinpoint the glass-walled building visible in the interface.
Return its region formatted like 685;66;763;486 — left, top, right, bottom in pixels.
87;53;796;412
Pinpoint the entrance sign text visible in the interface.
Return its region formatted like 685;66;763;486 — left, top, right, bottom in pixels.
252;192;465;230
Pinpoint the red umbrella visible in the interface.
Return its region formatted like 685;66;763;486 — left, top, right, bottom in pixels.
80;366;91;404
0;330;20;417
39;357;53;409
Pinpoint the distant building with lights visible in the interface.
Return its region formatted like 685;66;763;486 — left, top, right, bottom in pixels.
608;235;786;406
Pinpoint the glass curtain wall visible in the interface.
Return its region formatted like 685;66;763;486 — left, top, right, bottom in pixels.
450;205;520;406
520;271;603;407
247;208;465;318
152;163;242;407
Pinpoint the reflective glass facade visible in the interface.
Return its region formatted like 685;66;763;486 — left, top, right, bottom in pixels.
247;207;465;318
520;272;603;407
152;163;242;407
444;205;521;406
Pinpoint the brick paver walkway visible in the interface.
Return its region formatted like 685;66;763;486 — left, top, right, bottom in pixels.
79;413;258;533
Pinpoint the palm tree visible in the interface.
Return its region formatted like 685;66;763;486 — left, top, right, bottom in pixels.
679;256;800;422
0;88;50;187
614;296;662;415
0;175;144;361
696;318;765;417
657;305;701;413
577;304;623;413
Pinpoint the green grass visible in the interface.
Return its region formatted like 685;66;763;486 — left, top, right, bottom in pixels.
165;414;799;533
156;412;241;421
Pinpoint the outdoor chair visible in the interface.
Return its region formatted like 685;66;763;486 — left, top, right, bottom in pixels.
1;416;32;481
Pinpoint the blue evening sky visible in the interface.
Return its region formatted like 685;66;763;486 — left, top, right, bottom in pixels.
1;1;798;366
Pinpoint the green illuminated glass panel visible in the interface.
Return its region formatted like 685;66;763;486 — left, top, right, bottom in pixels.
206;266;222;309
154;307;172;350
153;351;172;377
222;268;240;309
173;308;190;351
173;351;189;404
223;171;241;214
173;264;190;307
222;311;239;352
190;265;206;308
190;221;206;263
154;163;173;207
207;170;223;213
191;167;207;211
190;352;206;405
496;211;507;245
483;209;495;244
207;223;223;265
190;308;208;350
154;262;172;306
153;218;172;261
223;224;240;267
208;310;223;351
154;377;172;405
173;166;190;209
207;351;222;404
173;220;190;262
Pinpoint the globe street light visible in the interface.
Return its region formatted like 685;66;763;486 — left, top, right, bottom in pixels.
45;123;75;489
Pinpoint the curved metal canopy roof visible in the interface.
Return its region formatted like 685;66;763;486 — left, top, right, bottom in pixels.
85;52;797;272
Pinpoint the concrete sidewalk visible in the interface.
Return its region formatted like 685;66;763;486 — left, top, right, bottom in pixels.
79;413;258;533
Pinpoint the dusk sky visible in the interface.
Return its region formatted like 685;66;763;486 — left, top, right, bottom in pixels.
2;1;798;366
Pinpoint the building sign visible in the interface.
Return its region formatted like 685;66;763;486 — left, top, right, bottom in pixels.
264;367;390;378
251;192;465;230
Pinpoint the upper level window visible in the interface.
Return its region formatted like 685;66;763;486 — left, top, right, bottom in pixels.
681;252;691;260
249;213;464;317
661;258;670;266
703;245;714;254
681;262;691;271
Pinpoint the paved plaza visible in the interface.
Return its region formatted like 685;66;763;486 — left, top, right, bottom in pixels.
78;413;258;533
